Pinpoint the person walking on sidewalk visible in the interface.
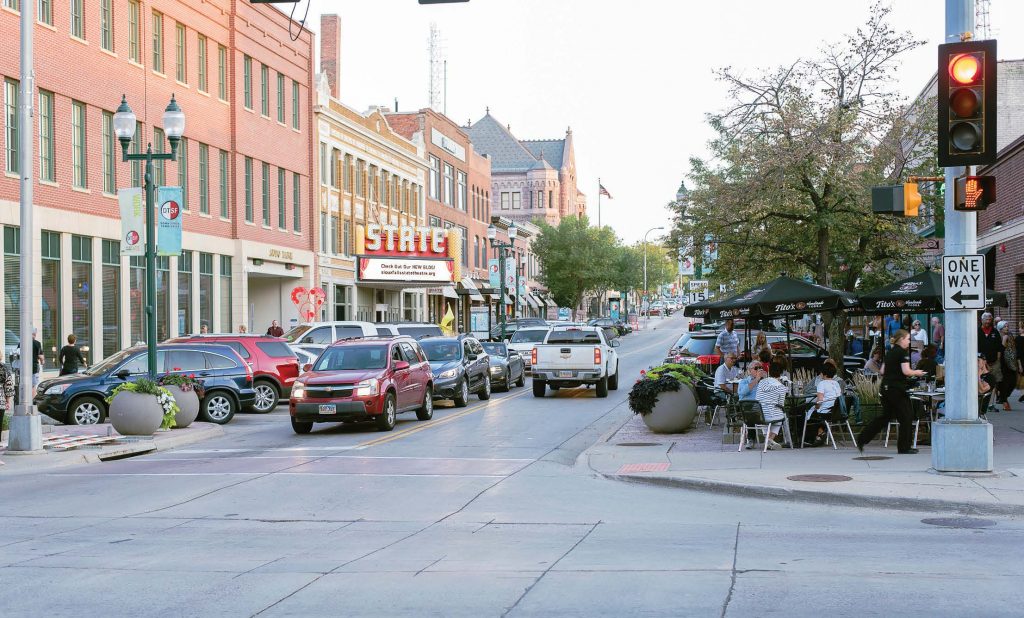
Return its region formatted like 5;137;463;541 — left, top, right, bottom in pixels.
997;321;1018;411
58;334;87;376
0;359;15;439
858;329;927;454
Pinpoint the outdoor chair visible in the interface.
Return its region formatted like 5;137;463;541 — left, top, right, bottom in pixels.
737;400;793;453
885;396;927;449
694;380;718;425
801;395;858;450
978;390;993;420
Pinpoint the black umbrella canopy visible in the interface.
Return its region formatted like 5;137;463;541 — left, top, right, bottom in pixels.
704;276;856;319
858;270;1008;314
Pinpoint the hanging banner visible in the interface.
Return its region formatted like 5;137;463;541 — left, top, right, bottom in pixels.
679;255;695;276
156;186;183;257
488;259;500;288
119;188;145;256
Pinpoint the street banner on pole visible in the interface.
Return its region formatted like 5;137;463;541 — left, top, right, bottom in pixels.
118;187;144;256
156;186;183;256
488;259;500;287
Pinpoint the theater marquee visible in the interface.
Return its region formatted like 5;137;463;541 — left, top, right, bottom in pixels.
355;223;460;284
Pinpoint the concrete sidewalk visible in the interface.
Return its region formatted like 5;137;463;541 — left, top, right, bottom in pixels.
0;421;224;475
587;401;1024;516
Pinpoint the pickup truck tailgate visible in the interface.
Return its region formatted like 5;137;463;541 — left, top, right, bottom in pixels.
534;344;600;371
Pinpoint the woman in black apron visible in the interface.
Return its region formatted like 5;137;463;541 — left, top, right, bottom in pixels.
857;329;927;454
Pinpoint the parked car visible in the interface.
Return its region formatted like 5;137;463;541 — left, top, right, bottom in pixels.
374;323;444;340
481;341;526;392
282;321;378;353
588;317;626;336
34;343;255;426
288;335;434;433
664;331;866;374
168;334;300;413
418;335;491;406
532;326;621;398
290;345;318;373
507;326;551;373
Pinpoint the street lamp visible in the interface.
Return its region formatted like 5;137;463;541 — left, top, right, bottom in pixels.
487;222;518;339
114;94;185;377
643;226;665;324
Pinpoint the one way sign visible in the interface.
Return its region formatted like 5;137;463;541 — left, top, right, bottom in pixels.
942;254;986;311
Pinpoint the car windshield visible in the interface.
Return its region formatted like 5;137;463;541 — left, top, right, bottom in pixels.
420;340;461;362
481;343;507;357
397;325;443;339
546;330;602;344
313;346;388;371
282;325;311;343
674;337;717;357
85;349;136;375
510;329;547;343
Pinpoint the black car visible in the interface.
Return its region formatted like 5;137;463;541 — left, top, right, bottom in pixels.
665;331;866;374
419;335;491;406
34;343;256;426
481;341;526;392
588;317;629;336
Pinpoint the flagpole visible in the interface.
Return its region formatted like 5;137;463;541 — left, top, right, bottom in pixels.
597;178;601;227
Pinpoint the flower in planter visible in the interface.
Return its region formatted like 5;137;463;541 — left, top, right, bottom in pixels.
157;373;207;400
106;378;181;430
628;363;706;416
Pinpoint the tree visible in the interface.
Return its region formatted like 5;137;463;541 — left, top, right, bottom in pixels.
531;216;617;318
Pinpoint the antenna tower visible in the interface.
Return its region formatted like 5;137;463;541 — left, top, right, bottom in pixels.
975;0;991;39
428;23;446;112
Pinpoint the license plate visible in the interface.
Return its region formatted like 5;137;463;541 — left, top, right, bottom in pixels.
558;371;572;378
318;404;337;414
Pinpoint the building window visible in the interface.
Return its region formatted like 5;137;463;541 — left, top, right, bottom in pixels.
4;78;17;174
153;127;165;186
318;143;327;185
102;111;115;194
293;173;301;232
243;55;252;109
329;215;338;255
219;149;229;218
443;163;454;205
197;35;207;92
175;23;187;83
198;143;209;214
457;171;467;211
511;192;521;209
100;0;113;51
276;72;285;123
261;161;270;225
244;157;253;222
459;226;468;268
128;0;140;62
101;240;120;358
39;0;52;25
71;101;87;188
177;137;188;209
291;80;299;129
156;255;170;342
178;250;192;335
39;90;54;183
219;256;231;334
334;285;350;321
355;159;364;197
429;215;441;228
473;236;479;268
129;255;144;344
41;231;60;370
330;148;340;188
199;252;213;332
368;165;378;202
343;219;352;255
70;0;84;39
260;63;269;116
277;167;286;229
2;0;17;11
152;11;164;73
70;235;93;360
428;155;440;200
549;190;554;210
538;190;544;210
217;45;227;100
319;211;327;252
500;192;510;210
343;154;352;191
131;120;142;187
3;227;19;348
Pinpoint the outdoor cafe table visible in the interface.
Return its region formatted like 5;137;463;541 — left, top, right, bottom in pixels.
908;387;945;421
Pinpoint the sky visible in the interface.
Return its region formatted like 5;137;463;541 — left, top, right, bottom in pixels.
288;0;1024;243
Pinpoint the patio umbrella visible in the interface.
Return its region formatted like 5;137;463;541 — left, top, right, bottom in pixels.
703;276;856;320
857;270;1007;314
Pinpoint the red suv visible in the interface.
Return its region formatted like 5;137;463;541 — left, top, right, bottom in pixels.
289;336;433;434
169;334;299;413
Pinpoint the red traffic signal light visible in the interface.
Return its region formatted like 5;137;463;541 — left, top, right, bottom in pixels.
954;175;996;211
938;40;997;167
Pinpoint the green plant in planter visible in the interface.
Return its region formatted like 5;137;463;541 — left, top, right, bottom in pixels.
106;378;180;430
158;373;206;400
628;364;705;416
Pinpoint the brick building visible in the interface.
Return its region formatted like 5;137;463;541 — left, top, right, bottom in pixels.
0;0;315;368
978;132;1024;326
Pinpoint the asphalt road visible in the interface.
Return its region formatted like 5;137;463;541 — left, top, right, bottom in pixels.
2;315;1023;617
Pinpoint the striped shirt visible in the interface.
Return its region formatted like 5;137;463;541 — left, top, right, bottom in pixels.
755;377;787;422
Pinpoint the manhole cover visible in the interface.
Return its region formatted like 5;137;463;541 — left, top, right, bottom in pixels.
616;442;661;447
786;474;853;482
853;456;893;461
921;517;996;529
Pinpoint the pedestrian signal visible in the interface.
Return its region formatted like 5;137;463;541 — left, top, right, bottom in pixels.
954;175;996;211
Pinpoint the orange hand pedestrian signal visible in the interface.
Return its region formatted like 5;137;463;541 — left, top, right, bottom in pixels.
954;175;996;212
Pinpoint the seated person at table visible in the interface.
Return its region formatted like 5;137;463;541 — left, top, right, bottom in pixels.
755;357;791;450
714;354;741;396
738;361;765;401
804;360;843;446
916;344;938;378
864;347;884;374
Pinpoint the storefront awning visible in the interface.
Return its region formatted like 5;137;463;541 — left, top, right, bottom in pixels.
503;294;514;305
442;286;458;299
527;294;540;309
460;278;485;302
532;292;548;307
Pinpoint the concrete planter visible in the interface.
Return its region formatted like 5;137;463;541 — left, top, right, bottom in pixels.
169;388;200;429
642;384;699;433
108;391;164;436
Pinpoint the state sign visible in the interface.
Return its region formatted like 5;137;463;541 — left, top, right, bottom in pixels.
942;254;986;310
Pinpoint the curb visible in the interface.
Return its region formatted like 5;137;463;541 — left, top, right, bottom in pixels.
598;470;1024;517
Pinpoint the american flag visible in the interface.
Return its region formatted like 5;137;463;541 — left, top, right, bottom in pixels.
599;184;612;199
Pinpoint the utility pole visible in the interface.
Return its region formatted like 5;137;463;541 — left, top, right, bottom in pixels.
933;0;992;472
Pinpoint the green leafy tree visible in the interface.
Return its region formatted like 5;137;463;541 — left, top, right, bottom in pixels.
532;216;617;319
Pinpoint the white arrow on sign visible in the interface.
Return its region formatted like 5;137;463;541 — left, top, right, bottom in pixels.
941;254;986;311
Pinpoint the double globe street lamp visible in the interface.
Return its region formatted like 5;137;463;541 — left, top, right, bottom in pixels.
112;94;185;377
486;221;518;340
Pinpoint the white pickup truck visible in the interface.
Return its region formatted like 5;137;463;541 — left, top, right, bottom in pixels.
531;327;621;398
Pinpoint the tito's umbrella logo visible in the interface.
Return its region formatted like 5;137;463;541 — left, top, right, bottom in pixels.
160;199;181;221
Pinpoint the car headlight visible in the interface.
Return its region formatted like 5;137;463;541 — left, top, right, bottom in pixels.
291;382;306;399
354;379;379;397
45;384;69;395
438;369;458;379
489;365;503;373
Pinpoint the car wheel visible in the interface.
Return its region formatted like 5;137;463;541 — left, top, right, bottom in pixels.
533;379;546;398
515;370;525;388
200;391;237;425
416;390;434;421
608;365;619;391
453;379;469;408
66;396;105;426
478;375;491;400
376;393;397;431
251;380;279;413
291;417;313;434
596;376;609;398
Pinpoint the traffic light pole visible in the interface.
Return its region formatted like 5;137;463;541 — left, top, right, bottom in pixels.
933;0;993;472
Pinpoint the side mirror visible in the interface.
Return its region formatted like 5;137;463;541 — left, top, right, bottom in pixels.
394;360;410;371
302;363;313;373
114;369;131;380
466;354;478;362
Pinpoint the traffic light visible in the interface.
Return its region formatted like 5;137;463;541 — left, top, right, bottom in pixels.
871;183;922;217
938;39;997;167
954;175;996;211
903;182;922;217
